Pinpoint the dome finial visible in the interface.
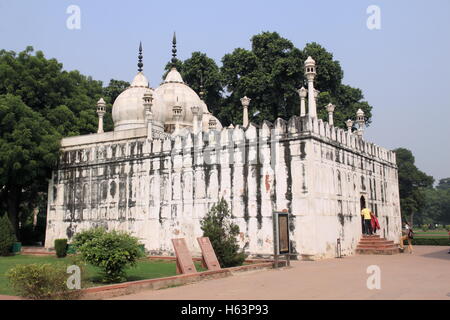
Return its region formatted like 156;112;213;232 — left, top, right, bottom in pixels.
199;72;205;100
138;41;143;72
171;32;177;67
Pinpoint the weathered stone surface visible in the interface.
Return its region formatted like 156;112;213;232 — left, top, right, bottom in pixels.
45;115;401;260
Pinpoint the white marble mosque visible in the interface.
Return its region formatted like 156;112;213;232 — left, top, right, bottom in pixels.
44;36;402;260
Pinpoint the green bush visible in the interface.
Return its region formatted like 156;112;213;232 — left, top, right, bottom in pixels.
200;197;247;268
410;238;449;246
445;225;450;232
420;224;429;232
73;228;144;283
0;215;16;256
54;239;68;258
7;263;81;300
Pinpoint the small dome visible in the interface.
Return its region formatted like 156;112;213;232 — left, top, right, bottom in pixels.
130;72;149;87
154;68;206;129
305;56;316;66
164;68;184;83
202;113;223;131
112;72;166;131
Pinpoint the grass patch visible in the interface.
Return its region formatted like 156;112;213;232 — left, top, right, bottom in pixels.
0;255;206;296
410;238;450;246
415;230;448;235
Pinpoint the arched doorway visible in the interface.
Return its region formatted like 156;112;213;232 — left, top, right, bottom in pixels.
360;196;366;210
360;195;366;234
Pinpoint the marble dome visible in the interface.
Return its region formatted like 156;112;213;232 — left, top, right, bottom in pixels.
112;72;166;131
154;67;218;130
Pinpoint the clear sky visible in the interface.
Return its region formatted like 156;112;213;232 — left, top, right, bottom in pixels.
1;0;449;181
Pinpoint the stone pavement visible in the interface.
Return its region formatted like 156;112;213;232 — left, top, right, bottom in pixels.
111;246;450;300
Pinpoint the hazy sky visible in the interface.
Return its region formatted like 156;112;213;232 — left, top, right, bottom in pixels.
1;0;449;181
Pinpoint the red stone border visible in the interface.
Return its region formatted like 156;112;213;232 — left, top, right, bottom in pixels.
80;260;280;300
0;294;22;300
3;254;282;300
147;255;274;264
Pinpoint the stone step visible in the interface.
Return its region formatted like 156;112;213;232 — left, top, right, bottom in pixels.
359;240;394;246
356;247;400;255
361;235;380;239
356;244;398;250
356;235;400;255
21;246;54;255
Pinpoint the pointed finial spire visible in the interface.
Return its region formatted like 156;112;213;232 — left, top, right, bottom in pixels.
138;41;143;72
171;32;177;67
199;72;205;100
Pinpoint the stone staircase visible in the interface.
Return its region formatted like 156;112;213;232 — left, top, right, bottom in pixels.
21;246;54;255
356;235;400;255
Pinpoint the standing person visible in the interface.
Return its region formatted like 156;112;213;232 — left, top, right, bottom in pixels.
370;211;380;234
399;222;414;254
361;207;373;235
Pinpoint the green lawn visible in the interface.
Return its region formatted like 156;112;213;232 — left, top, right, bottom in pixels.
415;230;448;234
0;254;205;296
414;230;449;238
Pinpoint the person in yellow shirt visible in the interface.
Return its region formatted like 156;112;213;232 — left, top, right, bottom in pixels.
361;207;373;235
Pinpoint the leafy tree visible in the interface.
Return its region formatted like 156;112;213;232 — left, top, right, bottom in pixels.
0;94;60;234
394;148;434;225
419;188;442;225
420;186;450;225
0;47;117;238
102;79;130;105
162;32;372;128
200;198;246;267
219;32;372;127
221;32;304;125
0;47;104;137
73;228;144;283
437;189;450;224
0;214;16;256
436;178;450;191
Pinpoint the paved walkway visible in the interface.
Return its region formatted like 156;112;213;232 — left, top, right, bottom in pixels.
112;246;450;300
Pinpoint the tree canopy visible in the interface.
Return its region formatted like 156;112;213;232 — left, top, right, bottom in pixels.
163;31;372;128
394;148;434;225
0;94;60;232
0;47;120;237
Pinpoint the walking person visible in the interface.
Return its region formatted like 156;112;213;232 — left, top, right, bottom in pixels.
361;207;373;235
399;222;414;254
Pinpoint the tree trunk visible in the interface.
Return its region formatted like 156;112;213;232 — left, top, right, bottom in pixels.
7;186;21;238
409;211;414;227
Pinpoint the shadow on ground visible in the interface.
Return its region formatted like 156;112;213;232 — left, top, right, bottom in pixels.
420;247;450;261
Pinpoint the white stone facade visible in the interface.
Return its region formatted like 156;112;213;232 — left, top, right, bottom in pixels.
45;115;401;259
45;47;401;259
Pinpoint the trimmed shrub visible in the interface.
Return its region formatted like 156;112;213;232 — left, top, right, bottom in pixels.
73;228;144;283
420;224;429;232
0;215;16;256
200;197;247;268
410;238;450;246
54;239;68;258
72;227;105;248
7;263;81;300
